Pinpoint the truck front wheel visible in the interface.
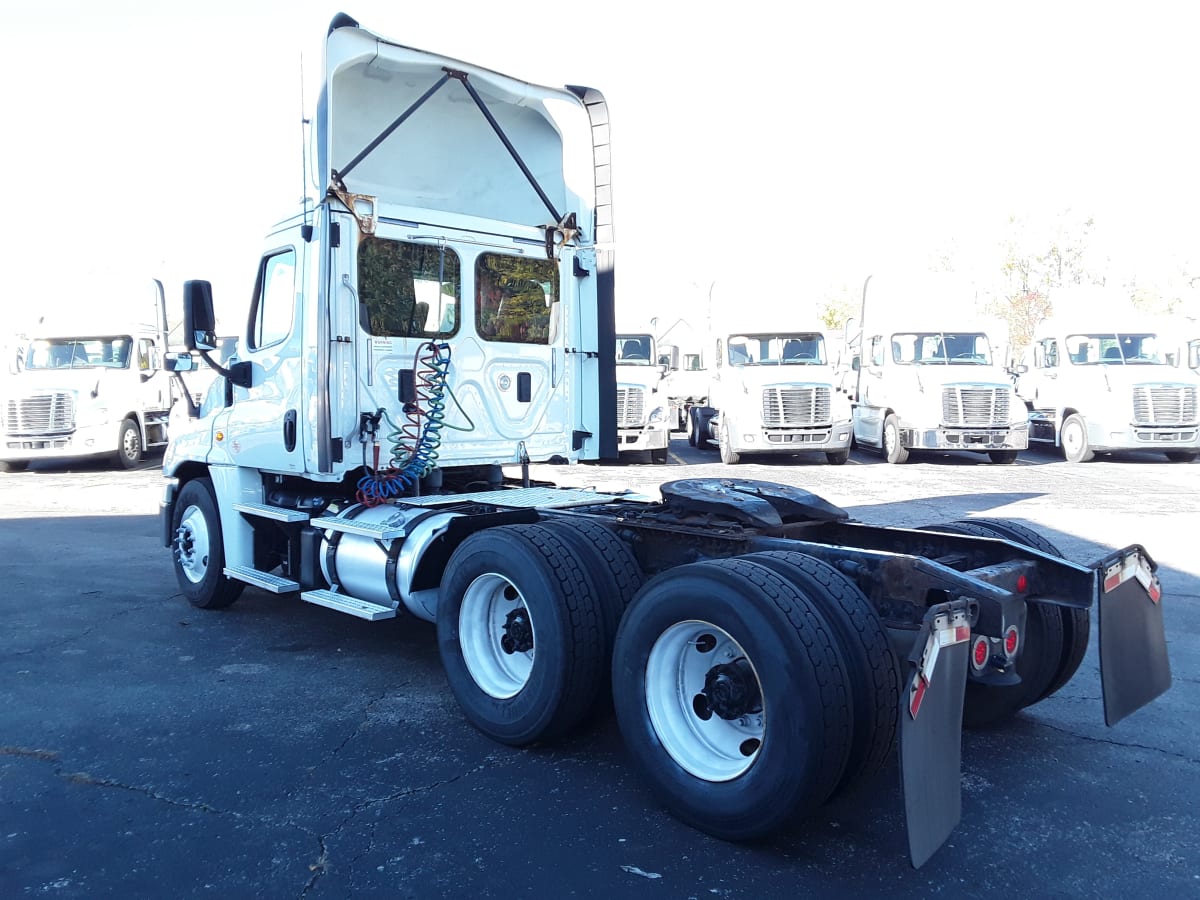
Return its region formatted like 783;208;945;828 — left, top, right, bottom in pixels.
1165;451;1198;463
171;478;244;609
0;460;29;473
1060;414;1094;463
718;420;741;465
883;414;909;464
115;418;143;469
612;558;851;841
825;449;850;466
437;525;607;746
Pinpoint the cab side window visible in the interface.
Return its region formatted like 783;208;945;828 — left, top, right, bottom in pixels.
249;249;297;350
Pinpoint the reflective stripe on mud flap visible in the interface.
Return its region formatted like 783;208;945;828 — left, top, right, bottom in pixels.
901;600;975;869
1097;545;1171;726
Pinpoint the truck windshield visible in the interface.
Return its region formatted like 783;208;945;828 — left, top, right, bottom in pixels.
25;336;132;370
890;332;992;365
727;333;826;366
1065;333;1166;365
616;334;654;364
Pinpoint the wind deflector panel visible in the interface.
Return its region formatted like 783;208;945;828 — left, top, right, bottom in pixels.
566;85;613;247
319;25;595;229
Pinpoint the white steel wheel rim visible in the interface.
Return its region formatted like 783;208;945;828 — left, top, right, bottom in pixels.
459;573;535;699
1063;420;1084;456
121;426;139;459
885;422;898;455
645;620;765;782
176;505;212;584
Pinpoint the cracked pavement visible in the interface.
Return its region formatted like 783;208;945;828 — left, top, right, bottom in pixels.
1;445;1197;898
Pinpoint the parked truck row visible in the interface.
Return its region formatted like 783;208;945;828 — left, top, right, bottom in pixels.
155;14;1171;871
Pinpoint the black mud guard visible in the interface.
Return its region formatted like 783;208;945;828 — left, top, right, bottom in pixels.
1095;545;1171;726
900;599;976;869
658;478;850;528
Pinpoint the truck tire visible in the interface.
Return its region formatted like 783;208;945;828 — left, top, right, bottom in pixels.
1060;414;1094;463
437;525;607;746
883;414;909;464
988;450;1018;464
651;447;669;465
0;460;29;473
115;418;143;469
957;518;1089;704
1165;451;1198;463
611;557;851;841
171;478;244;609
534;518;644;705
740;551;898;797
687;408;699;447
718;420;741;465
919;519;1076;727
825;449;850;466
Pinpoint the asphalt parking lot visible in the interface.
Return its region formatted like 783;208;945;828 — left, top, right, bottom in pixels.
2;441;1197;898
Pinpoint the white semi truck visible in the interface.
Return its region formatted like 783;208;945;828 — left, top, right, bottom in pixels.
613;332;670;463
846;275;1029;464
1;280;175;472
688;328;854;465
161;14;1170;869
1018;309;1200;463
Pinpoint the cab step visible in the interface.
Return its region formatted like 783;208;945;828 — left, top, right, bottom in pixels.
233;502;313;523
223;565;300;593
301;588;397;621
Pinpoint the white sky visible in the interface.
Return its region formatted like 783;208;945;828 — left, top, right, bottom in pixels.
2;0;1197;338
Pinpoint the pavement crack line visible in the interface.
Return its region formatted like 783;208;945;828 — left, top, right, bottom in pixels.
299;773;467;898
1034;721;1200;765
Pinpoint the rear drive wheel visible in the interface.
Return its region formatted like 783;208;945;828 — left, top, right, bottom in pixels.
438;525;608;746
920;518;1081;726
687;409;699;447
825;449;850;466
1060;414;1094;463
171;478;244;609
883;414;909;464
741;551;898;797
988;450;1019;464
612;558;851;840
115;418;143;469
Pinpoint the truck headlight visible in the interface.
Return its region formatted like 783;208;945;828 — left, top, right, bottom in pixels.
648;406;666;424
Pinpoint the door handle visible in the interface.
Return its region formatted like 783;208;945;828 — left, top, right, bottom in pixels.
283;409;297;452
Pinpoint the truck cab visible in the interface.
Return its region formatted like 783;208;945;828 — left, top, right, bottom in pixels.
1;280;174;471
691;329;853;465
847;275;1028;464
614;332;670;463
1019;312;1200;463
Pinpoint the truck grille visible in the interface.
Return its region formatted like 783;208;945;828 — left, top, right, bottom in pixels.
616;387;645;427
942;387;1009;427
3;392;75;435
761;386;832;427
1132;385;1198;425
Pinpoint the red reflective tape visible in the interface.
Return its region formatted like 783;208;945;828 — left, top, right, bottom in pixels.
909;676;929;719
1149;580;1162;604
1104;571;1123;593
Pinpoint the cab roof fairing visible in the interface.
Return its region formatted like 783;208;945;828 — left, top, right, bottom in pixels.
315;21;600;238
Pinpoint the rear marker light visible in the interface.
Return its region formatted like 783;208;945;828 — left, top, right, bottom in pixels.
1004;625;1019;657
1016;574;1028;593
971;635;989;669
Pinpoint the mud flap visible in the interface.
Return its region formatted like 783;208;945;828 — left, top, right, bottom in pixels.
900;600;973;869
1096;545;1171;726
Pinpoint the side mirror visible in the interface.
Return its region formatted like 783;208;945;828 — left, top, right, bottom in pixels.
851;356;861;372
183;280;217;352
1012;364;1028;375
164;353;196;373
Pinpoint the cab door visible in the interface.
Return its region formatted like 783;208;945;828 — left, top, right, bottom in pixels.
854;334;887;445
222;232;305;473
